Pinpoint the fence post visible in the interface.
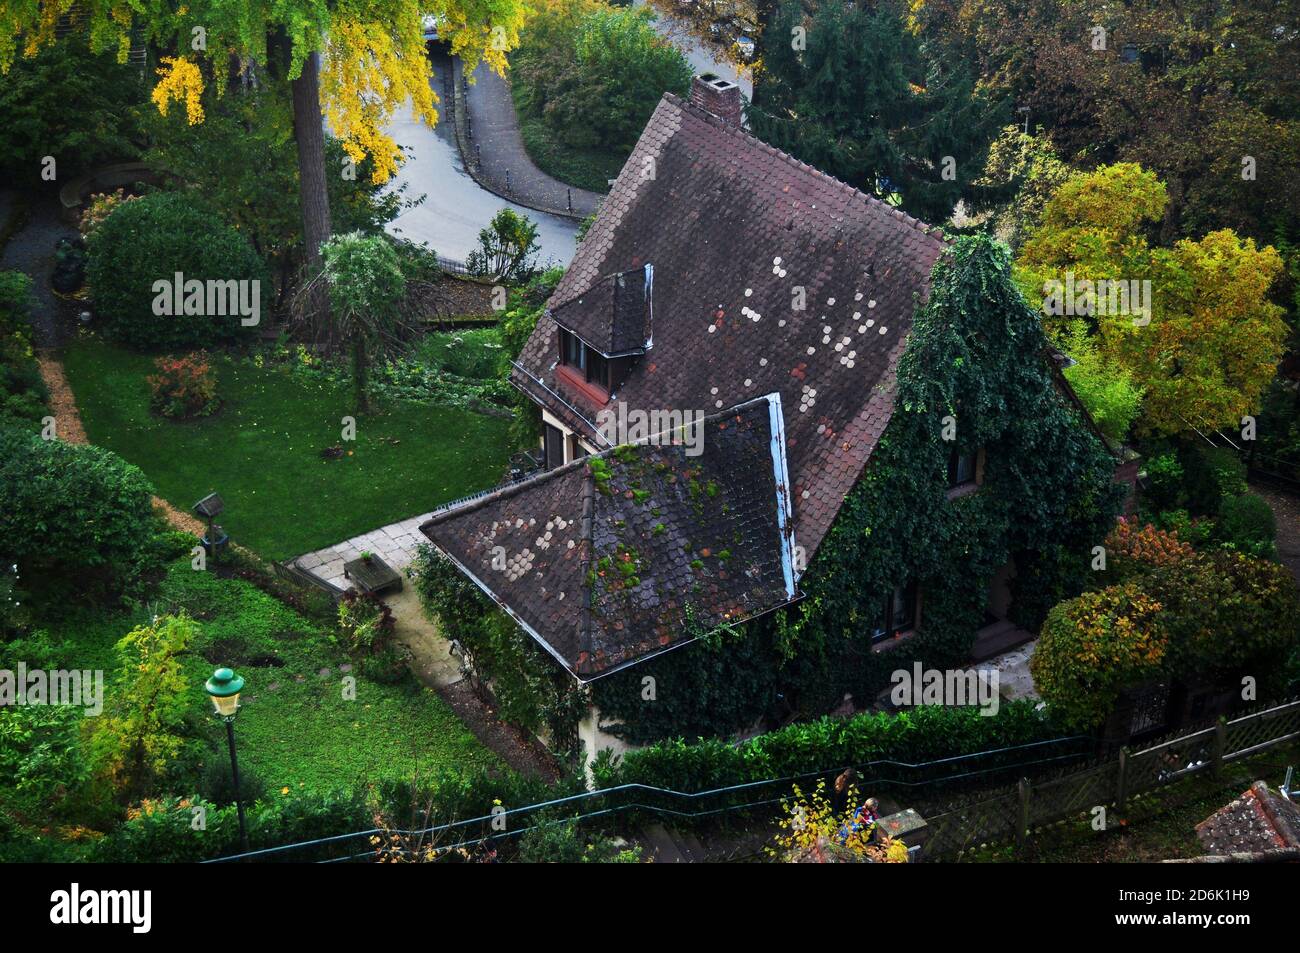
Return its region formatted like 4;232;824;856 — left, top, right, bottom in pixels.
1017;777;1031;848
1212;717;1227;779
1116;747;1129;815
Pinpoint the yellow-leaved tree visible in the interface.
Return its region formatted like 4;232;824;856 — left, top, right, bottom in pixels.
0;0;531;324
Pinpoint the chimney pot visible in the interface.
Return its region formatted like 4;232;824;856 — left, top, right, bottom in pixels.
689;73;742;127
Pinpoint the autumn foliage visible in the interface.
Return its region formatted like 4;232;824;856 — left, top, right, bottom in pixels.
147;352;219;419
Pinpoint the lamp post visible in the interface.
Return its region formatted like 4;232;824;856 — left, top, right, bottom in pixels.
205;667;248;852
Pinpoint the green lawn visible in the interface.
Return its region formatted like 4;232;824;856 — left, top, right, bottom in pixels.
42;560;500;797
63;338;515;560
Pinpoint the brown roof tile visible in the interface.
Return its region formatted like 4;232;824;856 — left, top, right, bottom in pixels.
512;92;948;560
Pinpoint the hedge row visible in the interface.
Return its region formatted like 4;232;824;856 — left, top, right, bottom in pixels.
87;769;584;863
591;701;1067;794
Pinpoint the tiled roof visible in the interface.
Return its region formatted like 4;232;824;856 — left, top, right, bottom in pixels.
550;264;654;357
1196;781;1300;855
420;395;797;680
512;92;949;559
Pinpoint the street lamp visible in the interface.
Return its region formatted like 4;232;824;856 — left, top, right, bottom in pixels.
205;666;248;852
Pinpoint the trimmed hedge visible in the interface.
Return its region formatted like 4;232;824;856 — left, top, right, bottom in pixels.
92;769;583;863
86;192;268;350
0;427;157;603
591;701;1064;793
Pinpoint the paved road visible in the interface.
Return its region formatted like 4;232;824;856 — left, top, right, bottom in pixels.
379;16;743;268
381;51;580;268
464;61;604;218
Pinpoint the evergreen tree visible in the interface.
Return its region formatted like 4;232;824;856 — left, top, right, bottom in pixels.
748;0;1007;224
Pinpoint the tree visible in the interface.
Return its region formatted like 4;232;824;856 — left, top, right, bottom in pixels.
89;614;196;802
748;0;1008;224
907;0;1300;243
1017;163;1287;436
513;0;692;155
0;36;144;184
0;0;530;324
307;232;408;413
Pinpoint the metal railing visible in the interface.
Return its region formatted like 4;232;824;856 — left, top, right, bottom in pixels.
203;733;1096;863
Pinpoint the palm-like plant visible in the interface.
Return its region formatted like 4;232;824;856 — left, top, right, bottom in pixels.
296;231;407;413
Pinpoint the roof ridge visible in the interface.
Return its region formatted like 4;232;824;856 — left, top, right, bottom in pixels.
660;92;950;249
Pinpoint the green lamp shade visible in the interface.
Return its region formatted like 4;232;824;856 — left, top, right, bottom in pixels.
205;667;245;718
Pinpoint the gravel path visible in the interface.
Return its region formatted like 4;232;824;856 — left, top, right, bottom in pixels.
1254;485;1300;586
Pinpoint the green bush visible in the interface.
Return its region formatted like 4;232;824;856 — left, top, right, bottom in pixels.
0;271;47;429
592;701;1062;793
1179;444;1247;516
1030;583;1169;731
0;427;158;604
1214;493;1277;559
86;192;268;350
1033;550;1300;730
1142;451;1184;511
511;0;691;171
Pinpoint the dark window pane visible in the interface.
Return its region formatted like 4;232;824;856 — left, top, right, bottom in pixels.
544;424;565;470
948;447;976;487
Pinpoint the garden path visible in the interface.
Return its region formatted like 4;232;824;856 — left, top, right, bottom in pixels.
36;352;208;535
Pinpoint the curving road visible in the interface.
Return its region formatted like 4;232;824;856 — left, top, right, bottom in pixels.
381;49;580;267
382;23;744;267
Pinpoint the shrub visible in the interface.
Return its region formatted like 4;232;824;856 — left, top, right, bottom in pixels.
1142;451;1184;511
85;191;267;350
1029;584;1170;731
1214;493;1277;559
79;189;137;240
466;209;540;283
0;271;47;426
147;351;219;419
1035;551;1300;730
1153;552;1298;688
1092;517;1195;587
88;613;196;802
0;428;157;604
337;589;396;656
592;701;1062;794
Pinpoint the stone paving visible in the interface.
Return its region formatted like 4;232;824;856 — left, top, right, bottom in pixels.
292;512;432;589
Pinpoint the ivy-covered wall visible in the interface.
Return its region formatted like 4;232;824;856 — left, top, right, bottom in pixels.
592;237;1125;742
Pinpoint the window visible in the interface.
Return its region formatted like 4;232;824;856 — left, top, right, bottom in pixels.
568;434;589;460
947;447;978;489
871;581;917;643
559;329;612;391
544;424;565;470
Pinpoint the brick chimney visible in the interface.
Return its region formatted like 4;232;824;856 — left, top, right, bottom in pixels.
689;73;742;127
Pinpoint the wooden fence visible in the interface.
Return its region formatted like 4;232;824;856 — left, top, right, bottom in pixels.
921;696;1300;859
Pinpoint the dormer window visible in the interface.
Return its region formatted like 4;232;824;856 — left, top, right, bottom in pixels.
559;328;613;391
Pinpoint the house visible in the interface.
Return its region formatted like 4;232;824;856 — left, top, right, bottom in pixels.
421;75;1123;760
1194;781;1300;861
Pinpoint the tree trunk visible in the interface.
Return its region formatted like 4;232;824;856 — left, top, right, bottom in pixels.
292;49;332;334
352;337;370;414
